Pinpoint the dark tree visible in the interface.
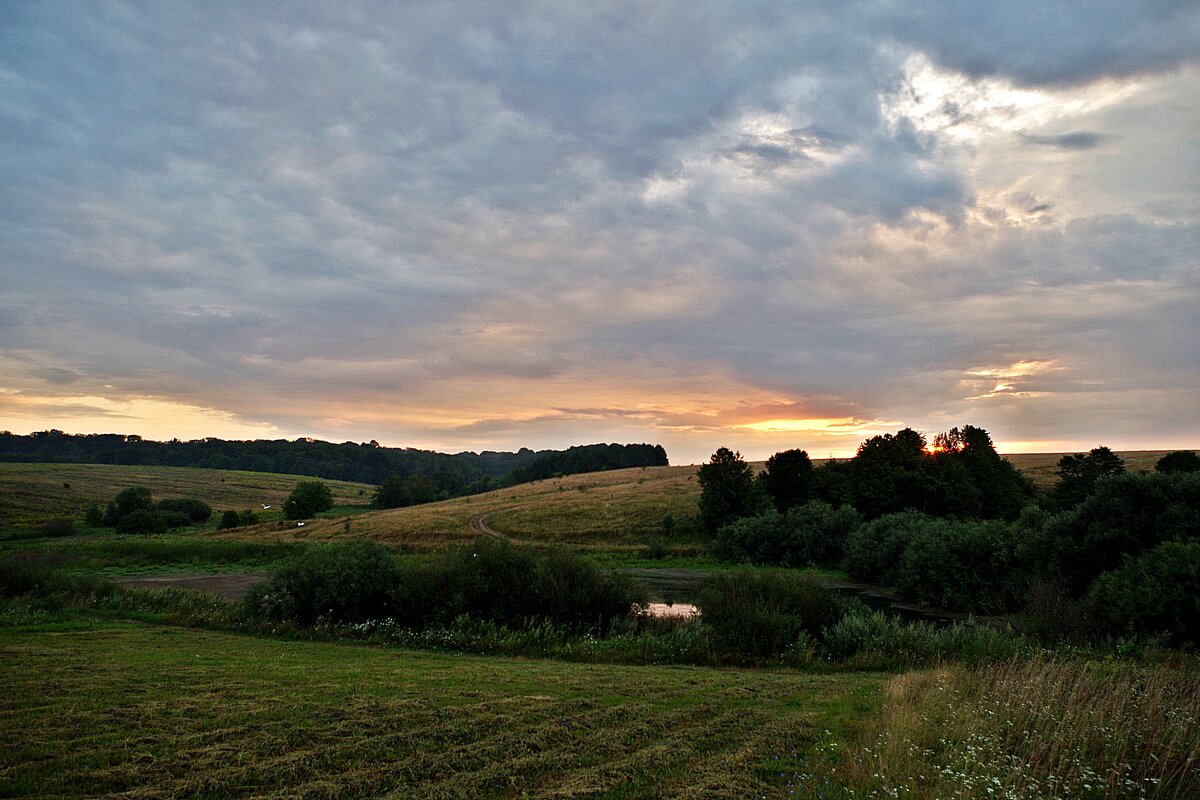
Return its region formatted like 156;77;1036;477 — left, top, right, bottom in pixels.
848;428;932;518
1051;446;1125;509
760;449;814;513
928;425;1032;520
218;509;241;529
283;481;334;520
103;486;153;526
698;447;755;533
1156;450;1200;474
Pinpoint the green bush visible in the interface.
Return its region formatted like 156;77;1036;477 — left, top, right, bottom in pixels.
37;518;76;537
217;509;241;529
1086;540;1200;647
893;519;1028;613
155;498;212;523
1041;472;1200;594
115;508;169;534
697;568;845;660
820;608;1025;665
713;502;861;568
103;486;153;526
283;481;333;520
244;540;403;625
843;510;930;584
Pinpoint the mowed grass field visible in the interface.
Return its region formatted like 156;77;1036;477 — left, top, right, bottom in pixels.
0;622;879;799
0;463;373;526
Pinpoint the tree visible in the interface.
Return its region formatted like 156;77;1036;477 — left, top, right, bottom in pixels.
848;428;932;518
283;481;333;520
1156;450;1200;474
103;486;153;526
1051;446;1125;509
698;448;755;533
927;425;1032;520
760;449;814;513
373;474;438;508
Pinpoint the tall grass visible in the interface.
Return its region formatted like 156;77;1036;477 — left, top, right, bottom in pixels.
837;657;1200;798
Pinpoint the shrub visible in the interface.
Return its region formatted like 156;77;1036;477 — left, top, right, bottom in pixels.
892;519;1028;613
217;509;241;529
244;540;403;625
697;568;845;660
115;509;169;534
786;501;861;568
283;481;333;519
712;511;788;564
1156;450;1200;474
156;510;194;530
103;486;152;526
1040;471;1200;594
426;538;643;634
84;504;104;527
820;607;1024;665
155;498;212;523
843;511;930;584
1086;540;1200;647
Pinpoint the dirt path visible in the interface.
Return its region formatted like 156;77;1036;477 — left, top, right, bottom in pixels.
468;510;517;542
113;573;266;601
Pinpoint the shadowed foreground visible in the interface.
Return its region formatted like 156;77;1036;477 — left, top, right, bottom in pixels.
1;624;877;799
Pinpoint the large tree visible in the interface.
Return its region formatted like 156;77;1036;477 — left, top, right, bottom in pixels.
284;481;334;520
698;447;755;533
760;448;814;513
1051;446;1125;509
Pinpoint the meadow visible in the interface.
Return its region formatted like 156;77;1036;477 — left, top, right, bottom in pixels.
0;462;373;527
3;454;1198;799
0;620;880;799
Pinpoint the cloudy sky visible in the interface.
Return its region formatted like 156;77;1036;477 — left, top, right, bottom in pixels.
2;2;1198;463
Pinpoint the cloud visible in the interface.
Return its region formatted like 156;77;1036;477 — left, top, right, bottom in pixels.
1;2;1198;462
1020;131;1113;150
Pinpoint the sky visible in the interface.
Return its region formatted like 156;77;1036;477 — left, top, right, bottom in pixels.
2;2;1198;464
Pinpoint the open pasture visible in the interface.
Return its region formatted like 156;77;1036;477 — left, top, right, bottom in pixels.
0;622;878;799
0;463;373;526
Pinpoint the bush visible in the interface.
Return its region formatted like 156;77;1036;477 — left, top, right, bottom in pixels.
1040;472;1200;594
217;509;241;529
245;540;403;625
786;501;861;568
425;538;642;634
1156;450;1200;474
1086;540;1200;647
283;481;333;520
697;568;845;660
115;509;169;534
103;486;152;526
892;519;1028;613
155;498;212;523
714;502;861;568
843;510;930;584
820;607;1025;665
156;510;194;530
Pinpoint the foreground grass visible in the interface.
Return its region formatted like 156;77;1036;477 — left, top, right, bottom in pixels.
0;622;879;799
831;657;1200;799
0;462;373;526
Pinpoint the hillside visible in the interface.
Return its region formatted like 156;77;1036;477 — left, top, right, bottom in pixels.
220;450;1183;549
0;463;373;526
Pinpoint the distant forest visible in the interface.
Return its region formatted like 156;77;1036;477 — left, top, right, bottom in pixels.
0;431;669;497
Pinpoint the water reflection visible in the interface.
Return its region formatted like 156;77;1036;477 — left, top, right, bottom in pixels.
645;601;699;618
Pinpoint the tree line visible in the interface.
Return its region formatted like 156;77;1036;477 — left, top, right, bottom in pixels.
699;426;1200;646
0;431;669;500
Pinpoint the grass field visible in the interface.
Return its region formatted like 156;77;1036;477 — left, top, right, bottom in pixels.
0;463;373;526
0;621;880;799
